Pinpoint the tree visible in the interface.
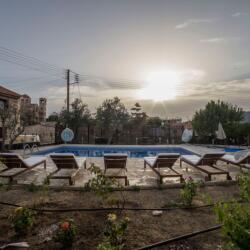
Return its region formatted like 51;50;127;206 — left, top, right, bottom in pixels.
146;117;162;127
59;99;91;140
131;103;147;119
96;97;129;144
0;105;28;150
47;112;60;122
192;100;244;141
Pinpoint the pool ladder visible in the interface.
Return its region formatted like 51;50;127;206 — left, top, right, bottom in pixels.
23;144;39;157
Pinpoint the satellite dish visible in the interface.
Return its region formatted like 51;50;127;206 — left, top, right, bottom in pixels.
182;129;193;143
61;128;74;143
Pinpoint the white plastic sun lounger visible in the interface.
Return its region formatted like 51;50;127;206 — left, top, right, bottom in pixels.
49;153;86;185
144;153;183;184
221;150;250;169
180;153;231;181
0;153;46;183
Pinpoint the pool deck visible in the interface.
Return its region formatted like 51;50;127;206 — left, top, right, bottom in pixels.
0;144;248;187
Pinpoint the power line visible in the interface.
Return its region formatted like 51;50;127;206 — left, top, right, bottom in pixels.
78;75;142;90
0;46;64;76
0;46;64;72
0;74;63;86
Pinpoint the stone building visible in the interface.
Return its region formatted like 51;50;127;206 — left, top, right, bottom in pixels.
20;95;47;125
0;85;21;147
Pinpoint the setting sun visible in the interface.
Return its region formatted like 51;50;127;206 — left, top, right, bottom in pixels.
138;70;181;101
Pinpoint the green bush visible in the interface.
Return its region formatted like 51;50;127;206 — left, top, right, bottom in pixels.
237;172;250;202
9;207;36;235
215;201;250;250
85;164;115;200
214;172;250;249
54;219;77;247
97;213;130;250
26;182;40;192
180;177;198;206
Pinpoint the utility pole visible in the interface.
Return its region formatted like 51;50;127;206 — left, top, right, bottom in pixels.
66;69;70;112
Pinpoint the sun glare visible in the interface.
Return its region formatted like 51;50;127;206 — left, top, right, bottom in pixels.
138;70;181;102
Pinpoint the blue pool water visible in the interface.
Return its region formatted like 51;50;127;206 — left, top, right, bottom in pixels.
34;145;194;158
224;147;243;153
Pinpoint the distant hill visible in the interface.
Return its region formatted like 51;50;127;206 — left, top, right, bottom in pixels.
243;111;250;123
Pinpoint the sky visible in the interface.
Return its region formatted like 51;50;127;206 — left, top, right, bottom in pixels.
0;0;250;120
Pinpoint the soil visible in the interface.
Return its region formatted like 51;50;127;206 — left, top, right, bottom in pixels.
0;184;240;250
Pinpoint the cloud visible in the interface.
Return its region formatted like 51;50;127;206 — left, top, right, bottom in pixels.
184;78;250;100
175;19;215;29
199;37;240;44
231;61;250;69
200;37;226;43
232;12;248;17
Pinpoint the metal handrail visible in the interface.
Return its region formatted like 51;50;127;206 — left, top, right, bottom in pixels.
23;144;32;157
31;144;39;152
23;143;39;157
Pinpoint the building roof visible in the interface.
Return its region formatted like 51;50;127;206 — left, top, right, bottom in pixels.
21;94;31;98
0;85;21;99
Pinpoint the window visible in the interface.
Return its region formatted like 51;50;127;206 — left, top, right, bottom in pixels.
0;99;6;109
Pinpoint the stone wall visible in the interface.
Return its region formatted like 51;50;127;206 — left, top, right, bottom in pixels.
24;122;56;145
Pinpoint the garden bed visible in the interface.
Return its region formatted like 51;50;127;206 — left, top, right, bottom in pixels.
0;184;241;249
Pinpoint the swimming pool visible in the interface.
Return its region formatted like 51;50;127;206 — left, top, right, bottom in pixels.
34;145;195;158
224;147;243;153
206;145;243;153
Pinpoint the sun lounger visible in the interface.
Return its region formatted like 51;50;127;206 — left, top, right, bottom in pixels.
49;153;86;185
144;153;183;184
103;153;128;186
0;153;46;183
220;150;250;169
180;153;231;181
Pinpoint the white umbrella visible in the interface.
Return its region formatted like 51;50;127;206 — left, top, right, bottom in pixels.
216;122;226;140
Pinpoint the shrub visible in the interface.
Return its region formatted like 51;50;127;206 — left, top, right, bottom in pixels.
54;219;77;247
9;207;36;235
85;164;115;200
97;213;130;250
180;177;198;206
215;201;250;250
237;171;250;202
26;182;40;192
131;185;140;192
214;172;250;249
85;164;127;209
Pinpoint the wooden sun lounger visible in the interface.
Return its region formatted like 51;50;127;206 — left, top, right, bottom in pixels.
220;152;250;170
0;153;46;183
49;153;86;185
144;153;183;184
104;153;129;186
180;153;232;181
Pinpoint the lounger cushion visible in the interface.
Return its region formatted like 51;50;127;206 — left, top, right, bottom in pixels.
181;155;201;165
50;153;75;157
222;154;237;163
0;153;19;156
144;157;157;167
157;153;180;157
104;153;128;157
234;150;250;161
23;156;46;167
75;157;86;168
